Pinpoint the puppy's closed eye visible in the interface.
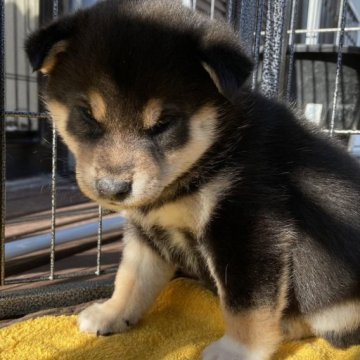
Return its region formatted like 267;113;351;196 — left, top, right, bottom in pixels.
146;106;185;136
146;116;174;137
78;106;100;127
67;106;104;140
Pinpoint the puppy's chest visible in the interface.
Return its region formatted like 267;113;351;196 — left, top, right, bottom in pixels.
127;192;213;272
141;195;201;234
126;175;232;273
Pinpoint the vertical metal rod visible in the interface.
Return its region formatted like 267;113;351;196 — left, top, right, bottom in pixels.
251;0;265;90
329;0;347;137
261;0;288;98
49;0;59;280
238;0;258;57
192;0;197;11
0;0;5;286
53;0;58;18
210;0;215;20
286;0;298;101
226;0;234;25
24;3;31;131
13;4;18;117
95;206;103;276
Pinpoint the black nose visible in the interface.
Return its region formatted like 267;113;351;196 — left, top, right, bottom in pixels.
96;179;131;200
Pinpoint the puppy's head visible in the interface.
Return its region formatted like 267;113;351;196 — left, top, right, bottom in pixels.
25;0;252;210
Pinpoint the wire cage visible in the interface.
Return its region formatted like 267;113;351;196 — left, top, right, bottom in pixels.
0;0;359;320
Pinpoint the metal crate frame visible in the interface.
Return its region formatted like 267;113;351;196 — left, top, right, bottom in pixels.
0;0;359;319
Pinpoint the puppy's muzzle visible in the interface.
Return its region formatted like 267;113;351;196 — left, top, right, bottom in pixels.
96;178;131;201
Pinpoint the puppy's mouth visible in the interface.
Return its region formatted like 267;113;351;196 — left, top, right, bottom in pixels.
97;193;160;210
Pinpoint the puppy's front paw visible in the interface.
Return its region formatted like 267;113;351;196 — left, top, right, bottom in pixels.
202;336;264;360
78;302;132;336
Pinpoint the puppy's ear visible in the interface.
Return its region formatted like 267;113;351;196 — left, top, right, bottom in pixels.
25;17;76;74
200;40;253;101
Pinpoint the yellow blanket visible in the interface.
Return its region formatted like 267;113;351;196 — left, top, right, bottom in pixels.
1;278;359;360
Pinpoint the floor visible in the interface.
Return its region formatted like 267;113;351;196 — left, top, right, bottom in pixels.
1;176;124;326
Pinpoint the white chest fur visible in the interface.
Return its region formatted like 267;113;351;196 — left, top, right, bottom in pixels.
126;173;233;243
124;174;233;274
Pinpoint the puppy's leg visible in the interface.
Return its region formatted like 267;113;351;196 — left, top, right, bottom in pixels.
78;226;175;335
203;307;283;360
202;220;291;360
281;316;313;341
203;290;287;360
306;300;360;348
283;301;360;347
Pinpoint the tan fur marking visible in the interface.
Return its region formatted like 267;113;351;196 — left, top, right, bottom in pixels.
131;195;198;231
202;62;223;95
282;316;313;340
163;105;218;186
88;91;107;121
197;174;234;235
127;174;234;275
111;229;175;318
143;98;162;129
78;227;175;334
306;300;360;334
129;173;233;236
223;307;283;356
203;255;224;298
47;100;80;153
277;265;290;317
107;227;175;319
205;244;289;358
40;40;68;74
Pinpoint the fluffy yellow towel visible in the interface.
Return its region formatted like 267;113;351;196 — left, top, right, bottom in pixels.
1;278;360;360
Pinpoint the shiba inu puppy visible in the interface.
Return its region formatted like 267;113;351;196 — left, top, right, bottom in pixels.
25;0;360;359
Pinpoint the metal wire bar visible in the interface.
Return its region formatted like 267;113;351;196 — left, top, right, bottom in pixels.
24;8;31;131
5;266;118;286
251;0;265;90
5;111;49;118
13;3;18;122
257;27;360;38
285;0;298;102
322;129;360;135
95;206;103;276
49;0;59;281
238;0;258;57
53;0;58;18
192;0;197;11
210;0;215;20
226;0;234;25
261;0;288;98
0;0;5;287
289;26;360;34
329;0;347;138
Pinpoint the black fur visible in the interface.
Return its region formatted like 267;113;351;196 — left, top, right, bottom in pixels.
25;16;78;71
323;328;360;348
26;0;360;351
67;106;105;141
